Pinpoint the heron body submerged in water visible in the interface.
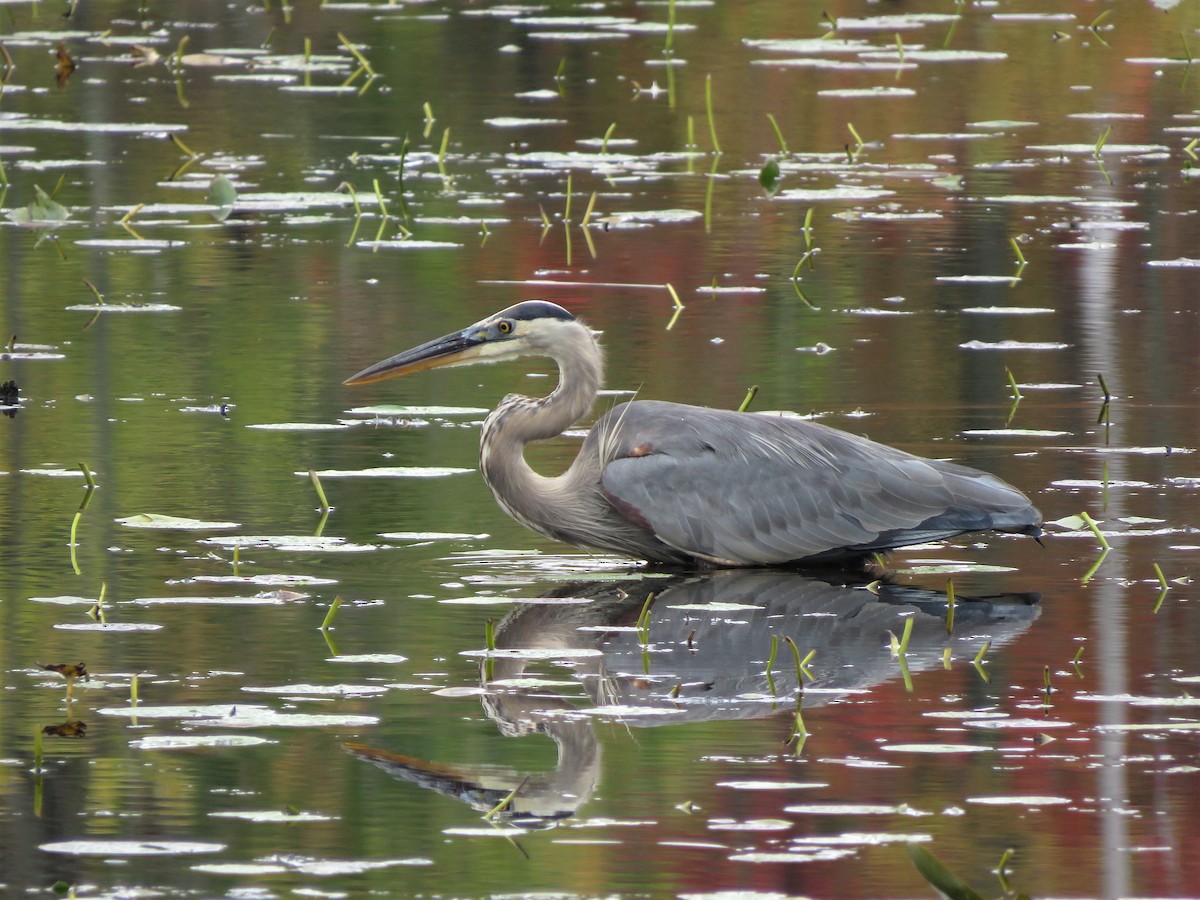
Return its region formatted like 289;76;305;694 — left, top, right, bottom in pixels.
345;301;1042;568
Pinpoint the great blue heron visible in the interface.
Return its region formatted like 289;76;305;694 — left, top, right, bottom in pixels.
345;301;1042;567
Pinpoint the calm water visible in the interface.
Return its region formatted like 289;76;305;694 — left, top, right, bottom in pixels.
2;0;1200;897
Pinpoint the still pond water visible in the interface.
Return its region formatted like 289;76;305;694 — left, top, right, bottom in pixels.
2;0;1200;897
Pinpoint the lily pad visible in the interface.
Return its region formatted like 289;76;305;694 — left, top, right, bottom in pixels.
116;514;240;530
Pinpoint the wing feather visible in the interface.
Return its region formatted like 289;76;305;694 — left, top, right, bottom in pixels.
594;400;1040;566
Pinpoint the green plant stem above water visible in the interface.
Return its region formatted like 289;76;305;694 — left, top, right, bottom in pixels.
705;74;720;154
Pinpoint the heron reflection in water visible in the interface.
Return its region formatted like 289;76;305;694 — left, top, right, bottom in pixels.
345;301;1042;567
346;571;1041;828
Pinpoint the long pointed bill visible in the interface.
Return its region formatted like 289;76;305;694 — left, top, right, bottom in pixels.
343;328;487;386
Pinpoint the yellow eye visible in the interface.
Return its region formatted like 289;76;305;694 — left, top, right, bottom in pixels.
497;320;513;334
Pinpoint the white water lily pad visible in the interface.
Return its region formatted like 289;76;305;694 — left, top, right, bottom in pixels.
42;840;223;856
1147;257;1200;267
728;849;856;863
959;340;1070;350
74;239;186;249
116;514;240;530
260;855;432;873
99;704;265;719
381;531;489;541
881;743;992;753
0;116;188;134
961;306;1055;315
718;781;827;791
186;711;378;728
603;209;704;226
326;654;408;664
708;819;792;832
936;275;1020;283
55;622;164;632
818;87;916;98
64;302;182;312
302;467;473;478
130;735;274;750
964;718;1074;729
432;686;488;698
961;429;1069;437
129;596;290;606
199;535;381;552
784;803;912;815
356;239;462;250
241;683;387;697
194;574;339;586
346;404;488;416
1028;142;1169;156
1095;721;1200;732
666;602;763;611
210;809;336;823
794;831;933;846
776;186;896;201
484;116;568;127
246;422;349;431
460;647;603;660
193;863;288;875
967;795;1072;806
895;563;1017;575
443;826;529;837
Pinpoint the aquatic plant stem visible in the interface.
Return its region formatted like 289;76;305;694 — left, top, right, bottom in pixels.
665;283;684;330
705;74;720;154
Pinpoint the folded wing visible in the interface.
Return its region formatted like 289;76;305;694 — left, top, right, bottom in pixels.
596;401;1040;566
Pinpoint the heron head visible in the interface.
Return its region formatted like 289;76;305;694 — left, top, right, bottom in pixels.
344;300;579;386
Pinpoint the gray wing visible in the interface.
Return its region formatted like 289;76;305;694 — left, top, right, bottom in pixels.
593;401;1041;566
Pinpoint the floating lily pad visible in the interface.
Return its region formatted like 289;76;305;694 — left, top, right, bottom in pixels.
185;711;379;728
380;531;489;541
246;422;349;431
116;514;240;530
718;781;827;791
302;467;473;478
728;850;856;863
959;340;1070;350
325;654;408;664
210;809;336;823
64;302;182;312
6;184;70;226
41;840;224;856
346;405;488;416
241;683;387;697
130;735;275;750
194;574;339;586
200;535;381;552
128;595;291;606
895;563;1018;575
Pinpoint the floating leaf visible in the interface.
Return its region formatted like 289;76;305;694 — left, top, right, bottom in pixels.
116;514;240;530
758;157;783;197
7;184;70;226
206;175;237;222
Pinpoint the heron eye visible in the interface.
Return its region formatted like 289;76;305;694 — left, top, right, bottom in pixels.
497;320;513;334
